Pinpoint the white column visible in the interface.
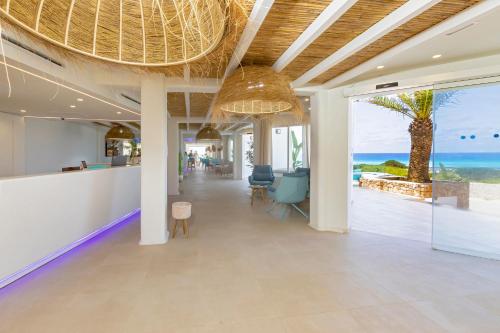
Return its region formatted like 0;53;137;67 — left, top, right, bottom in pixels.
222;135;229;161
140;74;169;245
252;120;262;165
310;88;350;233
167;120;179;195
233;133;243;180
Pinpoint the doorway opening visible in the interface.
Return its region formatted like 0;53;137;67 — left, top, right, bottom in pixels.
349;88;434;243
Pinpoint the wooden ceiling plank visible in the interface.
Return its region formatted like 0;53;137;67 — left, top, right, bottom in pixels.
273;0;358;73
292;0;441;88
322;0;499;89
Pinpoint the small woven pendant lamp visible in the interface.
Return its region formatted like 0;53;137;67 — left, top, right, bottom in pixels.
212;66;304;121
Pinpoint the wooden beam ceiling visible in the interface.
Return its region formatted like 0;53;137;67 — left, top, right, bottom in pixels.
242;0;331;67
167;93;215;118
311;0;482;84
167;92;186;117
190;93;215;117
239;0;483;87
284;0;408;83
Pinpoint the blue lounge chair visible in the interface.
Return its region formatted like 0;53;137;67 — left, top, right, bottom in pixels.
267;173;309;219
248;165;275;186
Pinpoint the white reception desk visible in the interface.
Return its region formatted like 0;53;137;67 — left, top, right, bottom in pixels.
0;166;140;288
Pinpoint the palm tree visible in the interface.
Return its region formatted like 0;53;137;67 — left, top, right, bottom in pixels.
369;90;453;183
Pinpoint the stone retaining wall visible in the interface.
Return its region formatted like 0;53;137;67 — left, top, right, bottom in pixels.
359;177;432;199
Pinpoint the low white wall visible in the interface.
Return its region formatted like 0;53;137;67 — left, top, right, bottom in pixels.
0;166;140;287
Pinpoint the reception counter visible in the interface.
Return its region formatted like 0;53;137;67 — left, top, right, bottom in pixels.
0;166;140;288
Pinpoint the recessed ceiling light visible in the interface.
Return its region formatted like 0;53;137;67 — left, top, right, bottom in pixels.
116;111;122;115
20;109;27;113
304;97;310;102
308;107;311;111
70;105;76;108
432;54;442;59
77;98;84;102
377;65;385;69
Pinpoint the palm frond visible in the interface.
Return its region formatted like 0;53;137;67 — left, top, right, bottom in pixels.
398;93;420;116
369;90;455;120
368;96;415;119
413;90;433;119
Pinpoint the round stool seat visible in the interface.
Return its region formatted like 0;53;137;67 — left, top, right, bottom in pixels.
172;202;192;220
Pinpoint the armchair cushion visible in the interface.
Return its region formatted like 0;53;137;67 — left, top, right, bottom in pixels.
254;173;273;181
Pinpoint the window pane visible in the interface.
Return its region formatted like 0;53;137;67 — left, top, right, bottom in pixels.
289;126;303;171
433;83;500;259
272;127;288;172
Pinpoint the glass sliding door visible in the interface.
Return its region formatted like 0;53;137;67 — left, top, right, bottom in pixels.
288;126;303;170
433;81;500;259
272;127;288;172
272;125;307;172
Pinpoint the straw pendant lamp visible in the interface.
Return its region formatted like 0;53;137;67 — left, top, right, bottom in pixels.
212;66;304;121
196;124;222;142
0;0;227;67
106;125;135;140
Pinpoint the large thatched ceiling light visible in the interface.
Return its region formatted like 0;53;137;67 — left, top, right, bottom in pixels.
0;0;227;66
196;124;221;142
106;125;135;140
213;66;303;119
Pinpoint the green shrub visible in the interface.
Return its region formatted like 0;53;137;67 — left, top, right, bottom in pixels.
382;160;407;168
455;167;500;184
358;164;408;177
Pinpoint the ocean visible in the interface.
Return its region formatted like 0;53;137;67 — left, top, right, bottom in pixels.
353;153;500;169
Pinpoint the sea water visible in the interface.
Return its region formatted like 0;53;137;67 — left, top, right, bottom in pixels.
353;153;500;169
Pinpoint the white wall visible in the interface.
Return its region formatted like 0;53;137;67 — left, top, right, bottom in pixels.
25;118;109;175
0;166;140;287
0;113;26;177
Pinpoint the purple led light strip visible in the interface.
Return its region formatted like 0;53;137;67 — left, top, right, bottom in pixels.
0;209;141;289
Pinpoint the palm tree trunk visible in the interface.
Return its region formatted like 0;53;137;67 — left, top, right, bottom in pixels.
407;118;433;183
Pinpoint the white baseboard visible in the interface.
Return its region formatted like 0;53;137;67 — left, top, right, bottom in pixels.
308;223;348;233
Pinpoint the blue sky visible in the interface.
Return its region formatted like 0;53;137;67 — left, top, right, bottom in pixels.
353;84;500;153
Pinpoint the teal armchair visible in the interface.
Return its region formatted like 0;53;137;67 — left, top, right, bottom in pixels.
267;173;309;219
248;165;275;186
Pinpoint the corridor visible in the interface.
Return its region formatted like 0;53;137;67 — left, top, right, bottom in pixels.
2;172;500;332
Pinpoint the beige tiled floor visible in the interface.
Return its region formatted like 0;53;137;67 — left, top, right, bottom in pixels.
2;171;500;332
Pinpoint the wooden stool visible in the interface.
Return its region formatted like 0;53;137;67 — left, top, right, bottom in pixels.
172;202;192;239
172;219;189;238
250;185;267;206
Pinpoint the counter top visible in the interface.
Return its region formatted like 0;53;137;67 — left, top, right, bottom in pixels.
0;165;140;182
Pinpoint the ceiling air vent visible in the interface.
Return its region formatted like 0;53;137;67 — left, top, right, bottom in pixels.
446;22;476;36
376;82;398;90
1;33;63;68
121;93;141;105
